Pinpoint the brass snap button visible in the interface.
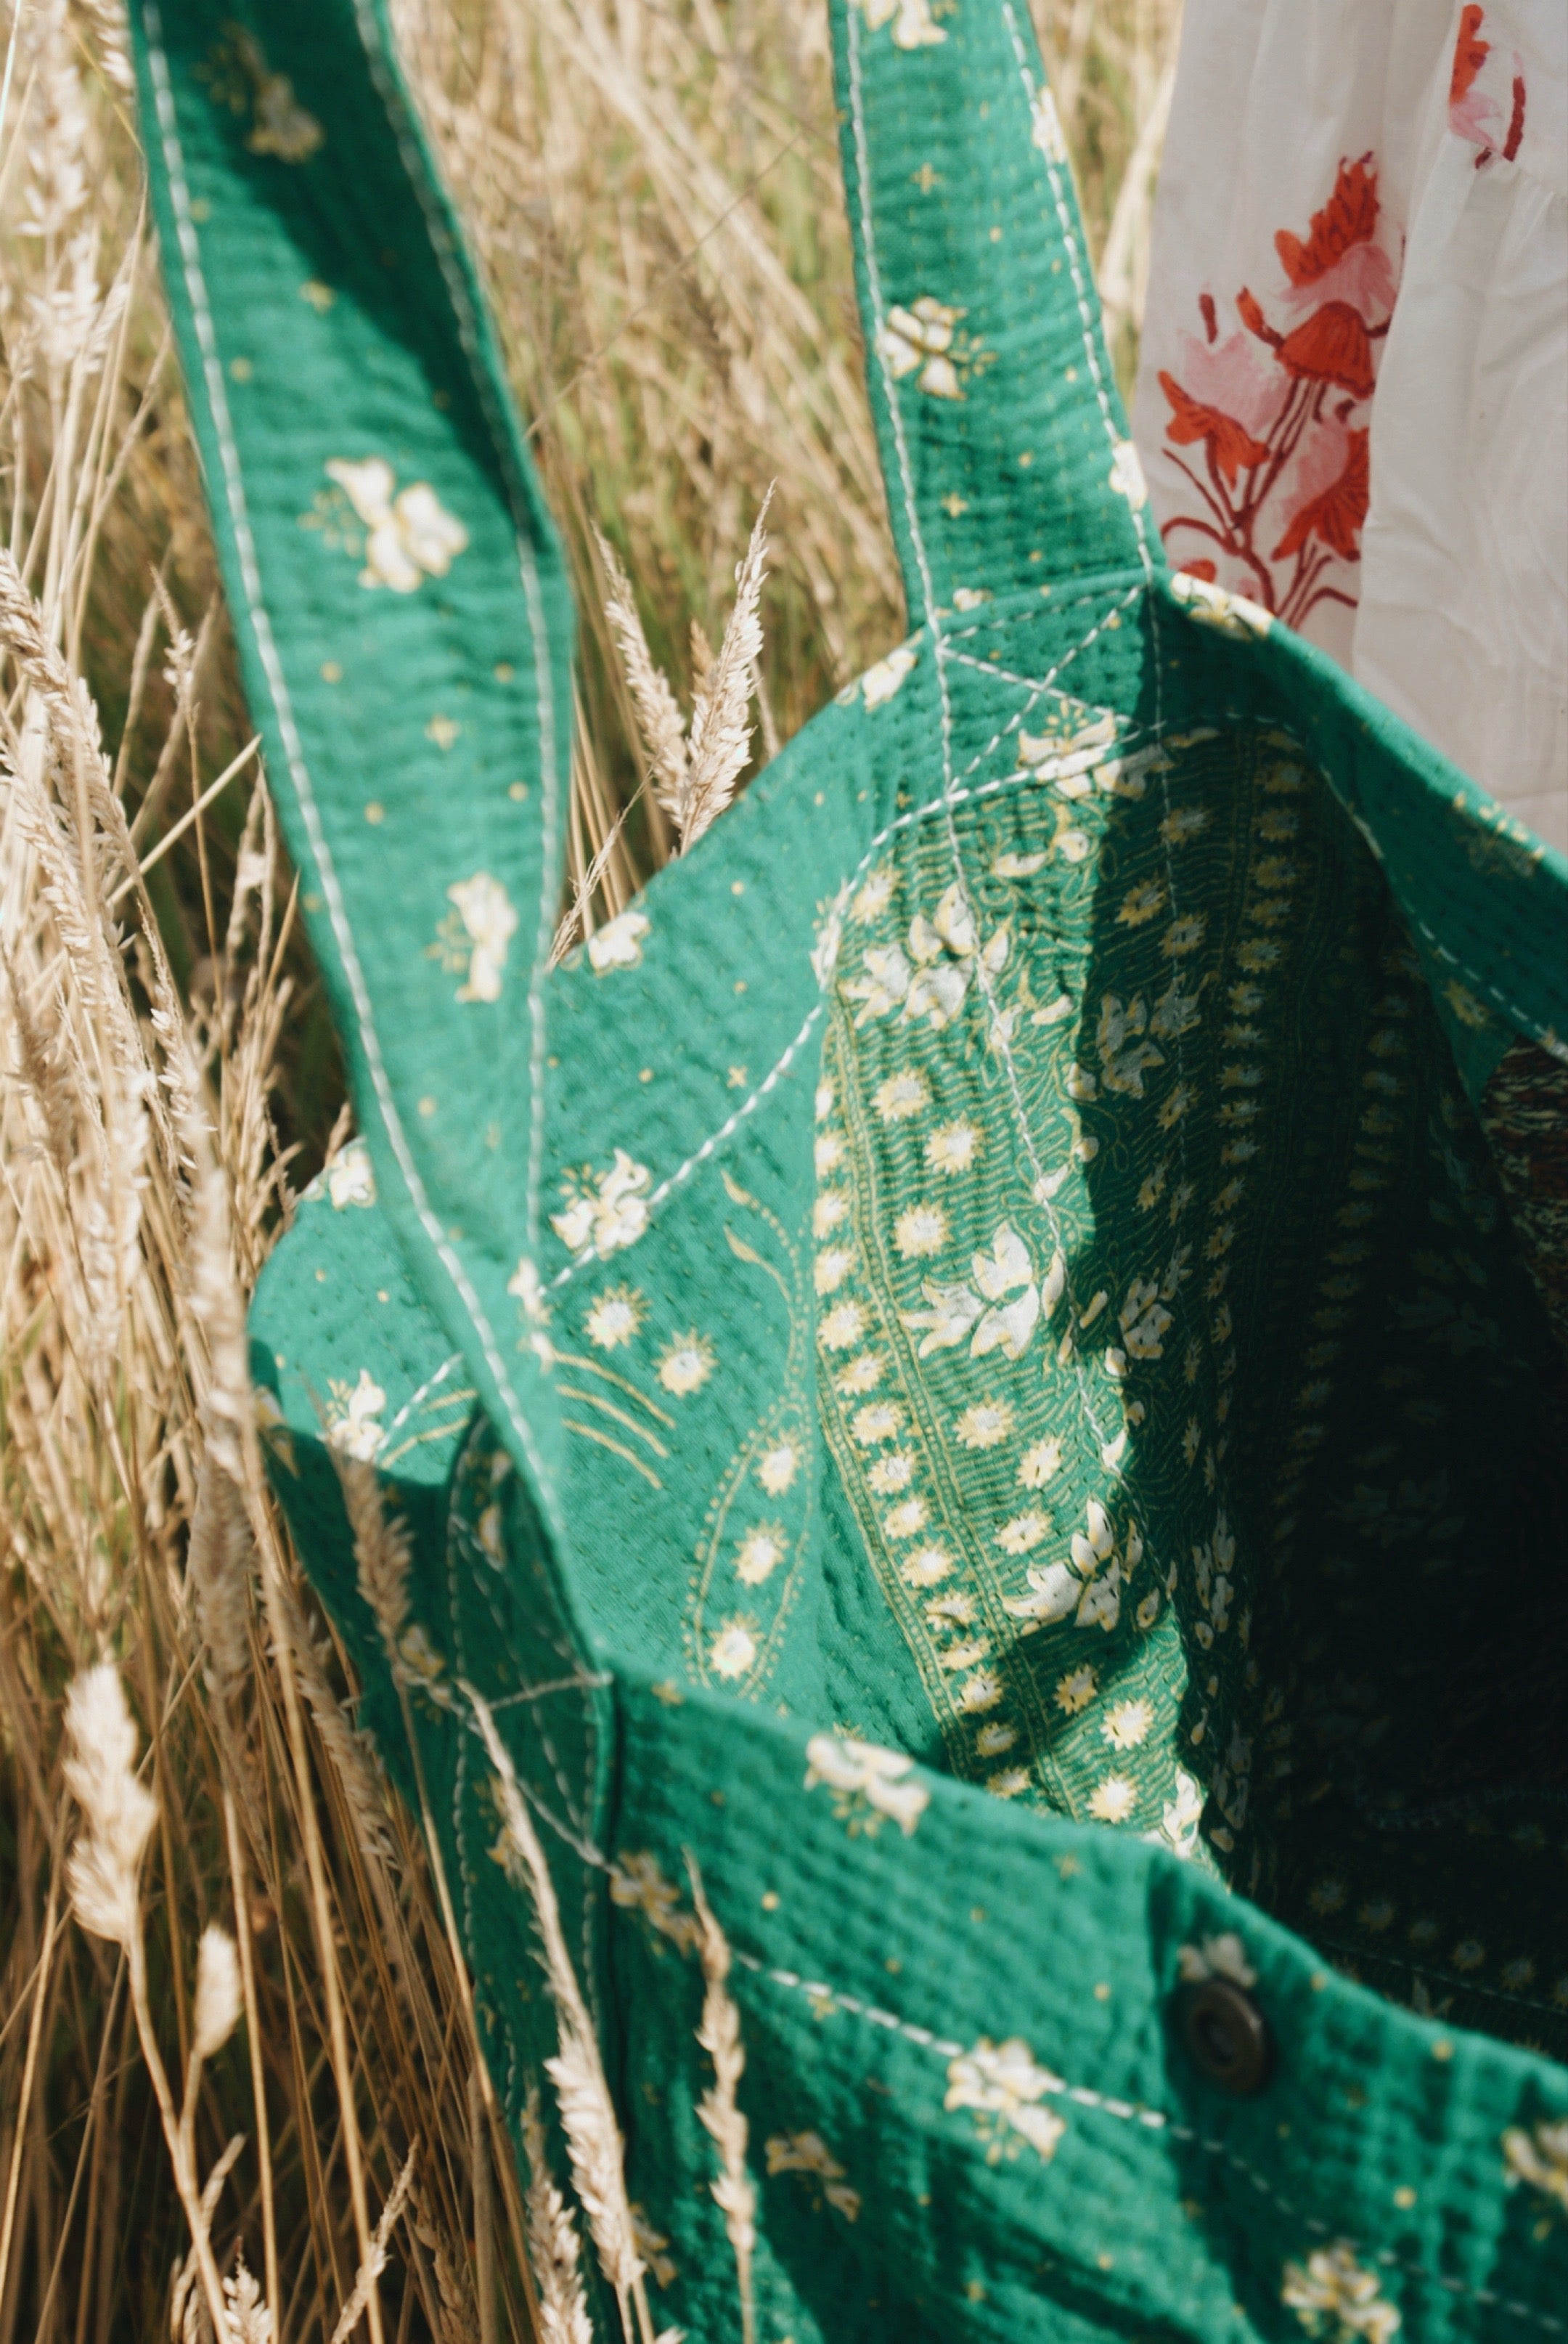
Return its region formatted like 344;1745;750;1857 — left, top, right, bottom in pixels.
1179;1976;1273;2096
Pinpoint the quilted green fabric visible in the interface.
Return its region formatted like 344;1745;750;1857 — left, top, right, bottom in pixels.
131;1;1568;2336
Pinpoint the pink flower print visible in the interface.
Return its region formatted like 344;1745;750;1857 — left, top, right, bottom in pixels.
1448;7;1527;164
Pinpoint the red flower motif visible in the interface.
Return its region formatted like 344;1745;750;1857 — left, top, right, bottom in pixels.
1273;302;1376;400
1275;155;1381;288
1450;5;1488;107
1272;428;1369;563
1158;373;1270;484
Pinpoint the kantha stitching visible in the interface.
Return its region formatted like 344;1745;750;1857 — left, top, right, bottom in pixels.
736;1948;1565;2337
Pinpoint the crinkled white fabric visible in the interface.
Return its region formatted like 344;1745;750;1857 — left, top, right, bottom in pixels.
1135;0;1567;852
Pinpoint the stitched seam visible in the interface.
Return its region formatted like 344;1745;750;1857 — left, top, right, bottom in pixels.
545;590;1139;1298
995;0;1156;573
345;0;560;1260
851;11;1122;1476
139;8;568;1547
737;1950;1565;2335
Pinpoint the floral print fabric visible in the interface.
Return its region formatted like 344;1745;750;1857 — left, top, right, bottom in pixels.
1135;0;1567;851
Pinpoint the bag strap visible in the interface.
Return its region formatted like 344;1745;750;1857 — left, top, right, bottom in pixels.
832;0;1158;623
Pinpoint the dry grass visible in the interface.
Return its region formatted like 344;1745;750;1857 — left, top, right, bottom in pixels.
0;0;1179;2337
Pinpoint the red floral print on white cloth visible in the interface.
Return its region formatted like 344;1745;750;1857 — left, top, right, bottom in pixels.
1153;155;1397;633
1449;5;1527;163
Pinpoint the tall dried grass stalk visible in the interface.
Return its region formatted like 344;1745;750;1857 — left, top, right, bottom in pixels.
686;1857;756;2344
467;1690;651;2344
1;0;1177;2330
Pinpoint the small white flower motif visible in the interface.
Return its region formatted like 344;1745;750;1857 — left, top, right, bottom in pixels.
901;1543;953;1587
657;1330;716;1396
1018;1438;1063;1489
878;297;965;400
836;1352;883;1394
1016;706;1120;788
842;943;912;1025
819;1301;867;1352
926;1120;981;1176
1088;1775;1137;1825
995;1512;1050;1556
1281;2243;1402;2343
1108;440;1148;510
976;1722;1017;1758
813;1192;849;1239
757;1440;801;1495
585;1284;646;1351
324;458;468;592
852;869;896;924
586;908;650;972
326;1139;376;1208
735;1525;787;1587
957;1672;1003;1713
804;1733;929;1836
443;874;518;1004
867;1453;915;1496
853;1399;904;1446
1031;86;1069;166
894;1203;948;1260
857;0;946;49
814;1128;847;1176
709;1620;758;1680
1120;1275;1173;1361
1103;1698;1153;1751
609;1852;701;1953
860;645;918;709
814;1245;856;1295
989;1767;1032;1797
1178;1932;1257;1989
884;1497;927;1539
875;1069;929;1123
325;1370;387;1462
764;2131;861;2223
951;585;992;611
955;1399;1013;1451
815;1078;836;1120
507;1256;550;1353
1172;569;1273;640
552;1150;653;1258
1501;2120;1568;2220
1144;1767;1204;1861
945;2037;1066;2162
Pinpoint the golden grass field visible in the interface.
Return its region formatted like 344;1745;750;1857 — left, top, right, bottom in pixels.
0;2;1180;2335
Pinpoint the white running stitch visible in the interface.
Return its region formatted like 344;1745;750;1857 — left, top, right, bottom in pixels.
140;7;569;1553
387;1351;464;1434
849;9;1122;1521
544;591;1143;1298
344;0;563;1260
737;1945;1565;2336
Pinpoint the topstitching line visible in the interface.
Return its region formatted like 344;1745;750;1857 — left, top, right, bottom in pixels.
848;9;1122;1484
737;1949;1564;2337
139;7;566;1546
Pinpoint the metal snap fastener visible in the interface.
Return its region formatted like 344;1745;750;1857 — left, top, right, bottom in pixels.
1179;1977;1273;2096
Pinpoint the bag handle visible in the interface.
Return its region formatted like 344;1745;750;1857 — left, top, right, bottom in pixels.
831;0;1159;626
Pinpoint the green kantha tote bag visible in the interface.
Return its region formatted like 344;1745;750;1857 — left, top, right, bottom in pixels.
129;0;1568;2335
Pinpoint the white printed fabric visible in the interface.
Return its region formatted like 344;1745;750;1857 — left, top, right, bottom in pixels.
1135;0;1567;853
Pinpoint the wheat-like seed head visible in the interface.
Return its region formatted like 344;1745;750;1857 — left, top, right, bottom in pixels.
62;1663;157;1945
523;2083;598;2344
682;487;772;850
687;1855;756;2343
192;1923;243;2062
